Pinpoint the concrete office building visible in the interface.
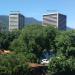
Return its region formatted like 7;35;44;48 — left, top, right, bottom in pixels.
9;12;25;31
43;12;67;30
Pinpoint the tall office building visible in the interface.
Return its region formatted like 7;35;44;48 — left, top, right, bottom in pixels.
9;12;25;31
43;12;66;30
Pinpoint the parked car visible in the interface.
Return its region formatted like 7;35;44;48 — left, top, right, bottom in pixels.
41;59;49;64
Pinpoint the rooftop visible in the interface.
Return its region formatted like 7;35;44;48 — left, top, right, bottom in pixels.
43;12;66;16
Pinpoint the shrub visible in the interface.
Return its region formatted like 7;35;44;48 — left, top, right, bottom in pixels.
48;56;75;75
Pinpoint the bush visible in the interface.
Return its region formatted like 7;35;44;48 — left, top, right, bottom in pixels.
48;56;75;75
0;54;29;75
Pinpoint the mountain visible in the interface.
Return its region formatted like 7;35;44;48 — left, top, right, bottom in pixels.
0;15;9;31
0;15;73;31
67;27;73;30
0;16;42;31
0;15;9;24
25;17;42;25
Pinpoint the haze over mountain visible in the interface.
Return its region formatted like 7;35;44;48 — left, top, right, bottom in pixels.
0;15;9;31
25;17;41;25
0;15;73;30
0;15;41;28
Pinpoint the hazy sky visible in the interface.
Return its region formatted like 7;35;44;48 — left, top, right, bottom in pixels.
0;0;75;28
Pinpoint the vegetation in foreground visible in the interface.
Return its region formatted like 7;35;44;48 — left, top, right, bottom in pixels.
0;24;75;75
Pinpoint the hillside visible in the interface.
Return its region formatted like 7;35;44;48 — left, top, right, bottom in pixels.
0;15;73;30
0;15;9;31
0;15;41;28
25;17;41;25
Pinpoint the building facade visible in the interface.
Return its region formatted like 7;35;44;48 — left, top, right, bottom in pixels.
9;12;25;31
43;12;66;30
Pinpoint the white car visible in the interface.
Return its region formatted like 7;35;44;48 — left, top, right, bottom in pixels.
41;59;49;64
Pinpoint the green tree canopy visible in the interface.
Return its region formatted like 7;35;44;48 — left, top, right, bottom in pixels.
55;30;75;57
48;56;75;75
0;30;21;50
10;25;57;59
0;54;29;75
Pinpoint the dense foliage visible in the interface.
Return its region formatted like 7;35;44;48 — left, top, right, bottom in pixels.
10;25;57;59
0;54;29;75
48;56;75;75
0;30;20;50
55;30;75;57
48;30;75;75
0;25;75;75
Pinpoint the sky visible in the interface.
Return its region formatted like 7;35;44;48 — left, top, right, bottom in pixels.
0;0;75;28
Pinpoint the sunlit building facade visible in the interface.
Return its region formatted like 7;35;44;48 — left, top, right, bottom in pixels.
43;12;66;30
9;12;25;31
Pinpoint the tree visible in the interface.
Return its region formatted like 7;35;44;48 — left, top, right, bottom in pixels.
0;54;29;75
55;31;71;56
66;47;75;57
55;30;75;57
10;24;57;59
48;56;75;75
0;30;21;50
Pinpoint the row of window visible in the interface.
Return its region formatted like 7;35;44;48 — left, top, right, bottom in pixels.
43;18;57;23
